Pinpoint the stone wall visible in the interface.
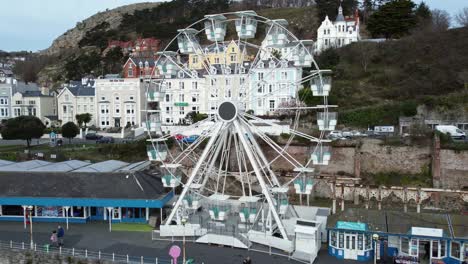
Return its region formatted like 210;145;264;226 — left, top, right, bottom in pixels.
440;149;468;189
359;139;431;174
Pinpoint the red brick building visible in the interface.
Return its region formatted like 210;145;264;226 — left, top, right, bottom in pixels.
122;57;157;78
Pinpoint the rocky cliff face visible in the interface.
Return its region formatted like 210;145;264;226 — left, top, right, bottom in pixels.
41;2;160;56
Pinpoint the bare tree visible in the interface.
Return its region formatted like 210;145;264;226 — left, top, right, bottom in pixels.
431;9;451;31
455;7;468;27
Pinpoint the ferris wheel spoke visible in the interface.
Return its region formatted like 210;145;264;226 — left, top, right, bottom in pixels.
165;122;223;225
239;116;303;170
233;120;289;240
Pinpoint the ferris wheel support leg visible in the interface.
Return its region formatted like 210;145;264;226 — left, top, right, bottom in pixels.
233;120;289;241
165;123;223;226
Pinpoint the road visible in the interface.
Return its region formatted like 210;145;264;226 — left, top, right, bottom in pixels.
0;222;369;264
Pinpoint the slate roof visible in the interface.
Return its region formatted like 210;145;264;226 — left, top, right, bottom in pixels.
13;81;39;94
0;171;167;200
0;160;51;171
67;86;95;96
29;160;91;172
21;91;52;97
327;208;467;240
73;160;129;173
327;208;387;233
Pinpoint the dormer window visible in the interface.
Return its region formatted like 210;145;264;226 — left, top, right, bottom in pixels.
240;67;246;74
178;71;184;78
224;67;231;74
145;61;149;67
210;67;217;75
258;62;264;69
281;61;288;68
139;62;143;68
191;70;198;77
269;60;275;68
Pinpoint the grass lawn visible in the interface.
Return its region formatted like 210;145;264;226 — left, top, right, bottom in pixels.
111;223;154;232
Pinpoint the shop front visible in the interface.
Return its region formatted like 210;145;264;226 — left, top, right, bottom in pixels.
0;171;174;226
327;208;468;264
328;221;374;261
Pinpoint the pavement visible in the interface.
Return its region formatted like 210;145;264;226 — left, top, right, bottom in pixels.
0;222;370;264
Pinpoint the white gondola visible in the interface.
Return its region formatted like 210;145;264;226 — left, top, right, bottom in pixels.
156;51;178;77
208;193;230;221
265;19;289;46
317;112;337;131
235;11;258;39
291;40;314;67
147;90;164;102
238;196;259;223
147;144;167;161
145;118;161;132
311;145;331;165
293;177;314;195
204;14;227;42
311;71;332;96
177;28;199;54
161;174;182;188
183;194;201;210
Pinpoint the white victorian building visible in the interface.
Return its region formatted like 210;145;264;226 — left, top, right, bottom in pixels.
57;84;97;126
95;77;145;128
315;5;360;53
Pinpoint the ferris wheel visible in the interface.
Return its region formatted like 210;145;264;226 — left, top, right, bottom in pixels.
144;11;336;244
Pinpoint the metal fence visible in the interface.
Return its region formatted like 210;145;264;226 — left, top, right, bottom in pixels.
0;240;179;264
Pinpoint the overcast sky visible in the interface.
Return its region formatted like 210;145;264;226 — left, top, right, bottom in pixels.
0;0;465;52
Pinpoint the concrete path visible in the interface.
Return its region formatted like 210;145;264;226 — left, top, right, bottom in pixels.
0;222;370;264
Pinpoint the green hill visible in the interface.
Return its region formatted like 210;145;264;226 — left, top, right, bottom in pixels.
315;27;468;127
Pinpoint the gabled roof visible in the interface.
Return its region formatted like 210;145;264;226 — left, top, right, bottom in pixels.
21;91;52;97
67;86;95;97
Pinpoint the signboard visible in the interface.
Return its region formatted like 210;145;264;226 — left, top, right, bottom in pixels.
336;221;367;231
374;126;394;133
174;102;189;107
411;227;443;237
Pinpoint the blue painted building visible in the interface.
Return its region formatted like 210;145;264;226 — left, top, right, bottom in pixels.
327;208;468;263
0;170;173;225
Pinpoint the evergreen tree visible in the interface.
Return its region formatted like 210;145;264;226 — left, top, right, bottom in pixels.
415;1;432;27
0;116;45;148
367;0;417;38
61;122;80;143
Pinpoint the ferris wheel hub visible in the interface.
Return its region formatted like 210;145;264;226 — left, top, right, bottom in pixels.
218;101;238;122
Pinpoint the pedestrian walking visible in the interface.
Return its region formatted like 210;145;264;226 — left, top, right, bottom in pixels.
57;225;65;246
50;230;58;247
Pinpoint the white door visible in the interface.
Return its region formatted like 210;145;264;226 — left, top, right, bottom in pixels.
344;234;358;260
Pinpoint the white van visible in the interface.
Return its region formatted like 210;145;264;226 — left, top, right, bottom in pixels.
435;125;466;139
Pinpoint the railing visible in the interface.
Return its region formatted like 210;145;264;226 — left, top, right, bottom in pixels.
0;240;177;264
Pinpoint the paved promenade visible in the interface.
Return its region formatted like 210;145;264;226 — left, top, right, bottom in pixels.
0;222;370;264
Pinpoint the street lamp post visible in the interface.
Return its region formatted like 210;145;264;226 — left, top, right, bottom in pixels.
372;234;379;264
27;206;34;249
181;218;187;264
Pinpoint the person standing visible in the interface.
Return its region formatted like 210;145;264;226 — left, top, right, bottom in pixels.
57;225;65;246
50;230;58;247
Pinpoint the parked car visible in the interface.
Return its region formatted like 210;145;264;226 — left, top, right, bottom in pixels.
182;135;199;144
328;131;342;139
85;133;103;140
435;125;466;139
342;131;353;138
96;136;115;144
175;134;185;141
